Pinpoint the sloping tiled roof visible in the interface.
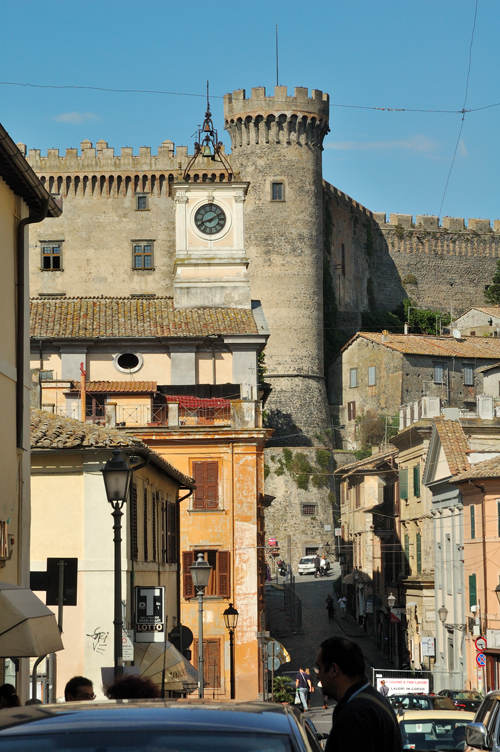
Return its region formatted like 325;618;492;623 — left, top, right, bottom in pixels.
31;409;141;449
464;306;500;317
433;418;470;476
334;447;397;477
30;409;195;487
343;332;500;359
453;454;500;482
30;297;259;339
476;362;500;373
80;381;157;393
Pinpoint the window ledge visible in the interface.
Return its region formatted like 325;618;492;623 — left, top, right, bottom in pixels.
41;268;64;272
187;508;225;514
132;268;156;271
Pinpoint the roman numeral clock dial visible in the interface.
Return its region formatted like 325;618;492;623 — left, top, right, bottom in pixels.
194;203;226;235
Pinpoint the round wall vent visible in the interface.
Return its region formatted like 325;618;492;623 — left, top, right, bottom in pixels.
114;351;143;373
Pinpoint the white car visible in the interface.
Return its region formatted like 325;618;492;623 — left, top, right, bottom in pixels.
298;556;331;575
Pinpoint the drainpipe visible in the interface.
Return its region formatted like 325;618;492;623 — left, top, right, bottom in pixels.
16;199;50;449
469;480;488;633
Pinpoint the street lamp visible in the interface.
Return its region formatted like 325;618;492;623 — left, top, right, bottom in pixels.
438;604;466;632
102;449;132;678
495;584;500;606
223;603;239;699
190;553;213;698
387;593;396;609
324;542;331;556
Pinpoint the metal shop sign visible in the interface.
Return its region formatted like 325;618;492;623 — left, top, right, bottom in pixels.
135;586;165;640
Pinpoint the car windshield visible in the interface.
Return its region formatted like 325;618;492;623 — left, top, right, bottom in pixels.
299;558;313;564
400;719;469;751
454;691;482;700
0;731;294;752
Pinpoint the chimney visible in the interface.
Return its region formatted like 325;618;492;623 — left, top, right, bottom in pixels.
382;330;389;342
404;322;409;335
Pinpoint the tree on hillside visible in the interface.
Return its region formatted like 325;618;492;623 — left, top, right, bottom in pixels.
484;260;500;305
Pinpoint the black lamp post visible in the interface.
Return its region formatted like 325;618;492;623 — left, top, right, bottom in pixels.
102;449;132;678
190;553;213;698
223;603;239;699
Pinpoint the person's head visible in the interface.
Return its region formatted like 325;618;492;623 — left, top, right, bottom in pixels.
64;676;95;702
316;637;366;702
381;680;386;686
305;668;310;675
452;725;466;744
106;675;160;700
0;684;20;709
25;698;43;705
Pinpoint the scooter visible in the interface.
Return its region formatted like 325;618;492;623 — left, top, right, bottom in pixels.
277;559;287;576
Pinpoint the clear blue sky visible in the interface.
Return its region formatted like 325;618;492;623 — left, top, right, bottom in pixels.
1;0;499;222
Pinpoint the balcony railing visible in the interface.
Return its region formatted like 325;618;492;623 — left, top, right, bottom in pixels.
54;401;239;429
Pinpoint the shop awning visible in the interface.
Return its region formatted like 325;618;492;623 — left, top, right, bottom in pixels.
0;581;64;657
134;641;198;693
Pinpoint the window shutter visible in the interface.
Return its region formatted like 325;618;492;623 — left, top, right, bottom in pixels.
416;532;422;574
182;551;195;599
404;534;410;577
205;639;220;687
193;462;219;510
413;465;420;497
143;488;149;561
167;503;177;563
399;468;408;500
469;573;477;610
131;484;138;561
368;366;376;386
470;505;476;539
218;550;231;597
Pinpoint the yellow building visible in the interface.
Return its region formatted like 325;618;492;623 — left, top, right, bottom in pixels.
30;409;195;701
0;124;61;695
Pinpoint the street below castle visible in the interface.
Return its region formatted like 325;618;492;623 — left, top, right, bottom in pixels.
266;566;395;734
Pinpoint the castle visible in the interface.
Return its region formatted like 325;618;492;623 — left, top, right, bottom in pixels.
25;85;500;568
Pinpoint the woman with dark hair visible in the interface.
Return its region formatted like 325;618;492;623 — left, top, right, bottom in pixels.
0;684;21;709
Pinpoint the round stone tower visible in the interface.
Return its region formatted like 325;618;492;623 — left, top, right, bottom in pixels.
224;86;331;441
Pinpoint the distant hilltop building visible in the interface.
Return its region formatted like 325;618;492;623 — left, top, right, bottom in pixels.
26;85;500;568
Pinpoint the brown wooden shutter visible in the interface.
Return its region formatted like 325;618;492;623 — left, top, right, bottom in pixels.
131;484;138;561
218;550;230;597
193;639;220;687
193;461;219;510
182;551;195;599
167;502;177;563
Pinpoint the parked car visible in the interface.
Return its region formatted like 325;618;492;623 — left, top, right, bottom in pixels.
0;699;325;752
466;689;500;751
437;689;483;713
398;709;474;750
298;556;331;576
390;694;456;712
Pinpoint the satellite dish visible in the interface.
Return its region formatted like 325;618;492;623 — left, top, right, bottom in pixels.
453;329;461;340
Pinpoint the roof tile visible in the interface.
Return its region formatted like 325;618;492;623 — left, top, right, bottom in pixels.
453;454;500;482
345;332;500;359
433;418;470;476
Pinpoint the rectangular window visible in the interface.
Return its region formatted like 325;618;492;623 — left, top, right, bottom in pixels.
355;483;361;509
434;364;445;384
368;366;376;386
469;573;477;610
347;401;356;421
413;464;420;498
271;182;284;201
463;365;474;386
193;638;220;687
399;468;409;500
416;532;422;574
152;491;158;563
166;502;178;563
136;193;148;210
302;504;317;516
192;461;219;510
41;242;63;270
341;243;346;277
404;534;411;577
85;394;105;423
131;484;138;561
470;505;476;539
182;550;230;598
350;368;358;388
132;242;154;269
143;489;149;561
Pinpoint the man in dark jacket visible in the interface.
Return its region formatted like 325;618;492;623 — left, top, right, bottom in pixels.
317;636;402;752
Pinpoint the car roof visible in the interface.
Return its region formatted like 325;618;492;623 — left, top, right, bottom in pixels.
0;700;299;738
398;710;475;722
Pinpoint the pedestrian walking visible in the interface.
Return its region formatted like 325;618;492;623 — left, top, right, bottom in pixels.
314;554;321;578
326;594;335;620
305;668;314;708
379;680;389;697
295;667;312;712
316;636;403;752
338;596;347;619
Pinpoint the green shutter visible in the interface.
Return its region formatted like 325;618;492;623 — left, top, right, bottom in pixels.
497;501;500;538
400;468;408;500
470;505;476;539
404;534;410;577
413;464;420;497
416;532;422;574
469;573;477;610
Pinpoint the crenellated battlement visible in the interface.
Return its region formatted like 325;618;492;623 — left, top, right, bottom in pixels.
224;86;329;118
26;139;229;174
373;212;500;233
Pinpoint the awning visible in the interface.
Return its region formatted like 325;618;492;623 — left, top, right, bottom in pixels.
0;581;64;657
134;641;198;693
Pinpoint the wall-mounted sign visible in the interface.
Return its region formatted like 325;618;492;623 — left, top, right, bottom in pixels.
268;538;277;546
475;636;487;652
422;636;435;657
134;586;165;643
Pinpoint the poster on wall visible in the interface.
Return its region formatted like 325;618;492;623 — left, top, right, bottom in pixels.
134;586;165;643
375;677;430;695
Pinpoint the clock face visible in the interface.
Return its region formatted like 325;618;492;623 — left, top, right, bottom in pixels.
194;203;226;235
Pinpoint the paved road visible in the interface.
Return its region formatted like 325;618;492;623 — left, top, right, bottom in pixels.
266;568;395;734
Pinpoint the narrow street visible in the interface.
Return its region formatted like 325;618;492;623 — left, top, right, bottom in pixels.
266;565;395;734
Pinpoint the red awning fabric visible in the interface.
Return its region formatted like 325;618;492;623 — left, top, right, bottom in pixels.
164;395;230;408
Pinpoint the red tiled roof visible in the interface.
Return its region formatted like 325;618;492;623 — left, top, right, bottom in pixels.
433;419;470;476
453;454;500;482
164;395;229;408
79;381;157;393
343;332;500;359
30;297;259;339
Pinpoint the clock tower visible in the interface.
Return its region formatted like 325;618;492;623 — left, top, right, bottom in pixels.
173;179;251;309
